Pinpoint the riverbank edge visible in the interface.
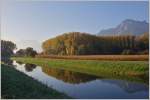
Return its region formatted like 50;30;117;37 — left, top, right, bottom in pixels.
1;63;70;99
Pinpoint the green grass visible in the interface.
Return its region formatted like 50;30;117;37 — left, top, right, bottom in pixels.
12;57;149;84
1;64;70;99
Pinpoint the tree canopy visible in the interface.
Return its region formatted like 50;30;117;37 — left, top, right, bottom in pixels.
42;32;149;55
1;40;16;58
16;47;37;57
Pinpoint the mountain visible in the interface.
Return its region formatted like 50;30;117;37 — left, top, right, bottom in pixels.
97;19;149;36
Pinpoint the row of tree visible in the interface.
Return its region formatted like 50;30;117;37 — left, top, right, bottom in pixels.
42;32;149;55
1;40;37;58
15;47;37;57
1;31;148;58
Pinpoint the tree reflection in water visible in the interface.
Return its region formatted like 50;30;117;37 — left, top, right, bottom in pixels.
42;66;100;84
13;63;149;97
24;63;36;72
41;66;148;93
16;61;23;65
1;58;13;65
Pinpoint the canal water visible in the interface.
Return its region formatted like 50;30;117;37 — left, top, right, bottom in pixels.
11;60;149;99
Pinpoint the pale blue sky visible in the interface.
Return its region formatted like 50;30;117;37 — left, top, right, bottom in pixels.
1;1;149;52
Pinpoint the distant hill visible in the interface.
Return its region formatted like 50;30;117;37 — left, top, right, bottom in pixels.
97;19;149;36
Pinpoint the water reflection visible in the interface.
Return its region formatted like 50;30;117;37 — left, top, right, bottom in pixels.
42;66;99;84
102;79;148;93
1;58;13;65
41;66;148;93
16;61;23;65
13;60;148;99
24;63;36;72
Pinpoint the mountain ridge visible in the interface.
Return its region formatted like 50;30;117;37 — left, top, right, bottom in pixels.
97;19;149;36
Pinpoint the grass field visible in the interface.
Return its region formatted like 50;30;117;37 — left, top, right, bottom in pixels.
12;57;149;83
1;64;70;99
36;55;149;61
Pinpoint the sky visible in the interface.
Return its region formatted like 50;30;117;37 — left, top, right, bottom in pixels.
1;1;149;52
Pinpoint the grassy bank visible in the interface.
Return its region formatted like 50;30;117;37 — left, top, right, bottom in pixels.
36;55;149;61
12;57;149;83
1;64;70;99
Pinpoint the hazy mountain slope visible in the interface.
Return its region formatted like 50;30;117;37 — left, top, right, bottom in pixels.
98;19;149;35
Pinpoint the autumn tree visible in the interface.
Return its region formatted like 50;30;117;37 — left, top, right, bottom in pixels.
42;32;149;55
